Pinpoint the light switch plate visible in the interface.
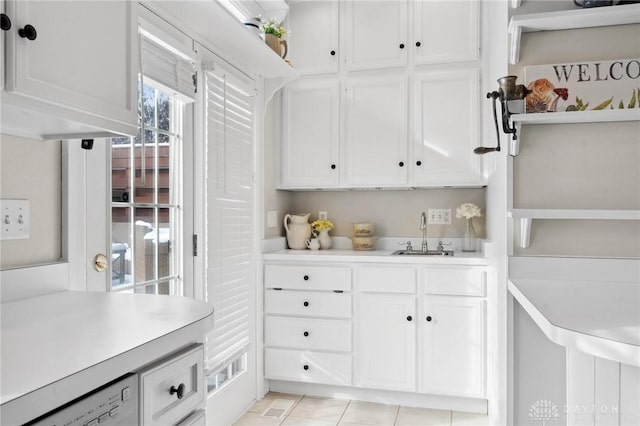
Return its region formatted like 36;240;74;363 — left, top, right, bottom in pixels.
1;199;30;240
428;208;451;225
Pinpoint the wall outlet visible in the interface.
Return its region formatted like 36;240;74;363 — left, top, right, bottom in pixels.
318;211;328;220
266;210;277;228
428;208;451;225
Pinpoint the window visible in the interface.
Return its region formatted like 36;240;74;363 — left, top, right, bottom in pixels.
110;82;185;295
203;61;257;392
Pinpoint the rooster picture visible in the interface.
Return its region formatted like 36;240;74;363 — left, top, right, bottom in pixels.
526;78;569;113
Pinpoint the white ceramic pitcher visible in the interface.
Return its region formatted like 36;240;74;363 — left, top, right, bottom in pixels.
284;213;311;250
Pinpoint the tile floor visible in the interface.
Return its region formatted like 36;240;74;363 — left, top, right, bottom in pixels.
233;392;490;426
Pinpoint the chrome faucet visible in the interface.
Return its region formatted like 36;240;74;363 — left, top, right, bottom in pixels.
420;212;428;252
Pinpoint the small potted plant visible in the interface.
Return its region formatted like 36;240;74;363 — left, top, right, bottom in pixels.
311;219;334;250
262;19;288;59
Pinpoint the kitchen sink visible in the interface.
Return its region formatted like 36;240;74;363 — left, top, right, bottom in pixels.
391;250;454;256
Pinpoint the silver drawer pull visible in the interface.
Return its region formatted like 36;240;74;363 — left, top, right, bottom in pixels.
170;383;186;399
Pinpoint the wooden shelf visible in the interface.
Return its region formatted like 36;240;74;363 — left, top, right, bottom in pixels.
508;209;640;248
509;4;640;64
512;109;640;125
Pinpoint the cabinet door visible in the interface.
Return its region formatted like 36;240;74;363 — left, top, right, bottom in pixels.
355;293;416;391
344;74;408;187
421;296;485;398
5;0;137;131
344;0;408;71
287;1;339;75
413;0;480;65
281;78;340;188
412;69;483;186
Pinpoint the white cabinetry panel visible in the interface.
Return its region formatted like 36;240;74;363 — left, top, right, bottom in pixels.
265;264;351;291
344;0;408;71
413;69;482;186
413;0;479;65
265;348;352;386
265;316;351;352
344;74;408;186
355;293;416;391
139;345;205;426
281;78;340;188
265;290;351;318
3;0;137;137
421;296;485;398
287;1;340;75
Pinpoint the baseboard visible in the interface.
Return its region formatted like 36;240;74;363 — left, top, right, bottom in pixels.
268;380;487;414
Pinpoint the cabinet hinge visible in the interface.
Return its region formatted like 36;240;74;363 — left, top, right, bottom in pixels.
193;234;198;256
193;72;198;93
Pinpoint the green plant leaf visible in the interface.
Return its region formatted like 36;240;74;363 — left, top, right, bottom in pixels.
629;89;637;109
592;97;613;110
619;100;624;109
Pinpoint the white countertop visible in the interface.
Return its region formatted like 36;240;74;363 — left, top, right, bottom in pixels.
508;259;640;367
263;249;489;265
1;291;214;424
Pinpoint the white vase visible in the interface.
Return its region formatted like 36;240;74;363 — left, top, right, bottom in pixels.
317;228;332;250
284;213;311;250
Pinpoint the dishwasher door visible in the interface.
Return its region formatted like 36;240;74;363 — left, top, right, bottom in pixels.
25;373;138;426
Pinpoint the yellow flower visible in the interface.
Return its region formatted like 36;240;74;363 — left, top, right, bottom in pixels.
311;219;334;231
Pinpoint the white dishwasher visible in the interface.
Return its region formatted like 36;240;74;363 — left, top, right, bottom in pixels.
25;373;138;426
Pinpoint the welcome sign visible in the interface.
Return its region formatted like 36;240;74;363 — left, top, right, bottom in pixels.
524;58;640;113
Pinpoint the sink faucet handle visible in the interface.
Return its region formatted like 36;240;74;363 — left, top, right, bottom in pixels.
436;241;452;251
399;240;413;251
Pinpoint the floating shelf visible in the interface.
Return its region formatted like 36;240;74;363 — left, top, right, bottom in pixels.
509;4;640;64
508;209;640;248
512;109;640;125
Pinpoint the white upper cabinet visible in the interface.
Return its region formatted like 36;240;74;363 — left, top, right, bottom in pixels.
281;77;340;188
344;0;408;71
287;1;340;75
344;74;408;187
1;0;137;139
413;68;482;187
413;0;479;65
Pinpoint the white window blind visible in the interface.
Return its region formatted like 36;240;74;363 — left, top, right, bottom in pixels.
205;64;257;373
140;32;196;103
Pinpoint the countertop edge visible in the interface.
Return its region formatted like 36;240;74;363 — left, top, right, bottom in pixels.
0;293;214;425
263;250;490;265
508;278;640;367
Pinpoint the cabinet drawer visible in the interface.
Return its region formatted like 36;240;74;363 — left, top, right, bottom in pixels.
265;316;351;352
265;290;352;318
423;267;485;296
358;266;416;293
265;264;351;291
265;348;351;386
139;344;205;426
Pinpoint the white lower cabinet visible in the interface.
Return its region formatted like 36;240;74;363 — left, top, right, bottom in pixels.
138;344;205;426
264;263;353;386
265;348;352;386
263;261;487;401
354;293;416;391
421;296;485;397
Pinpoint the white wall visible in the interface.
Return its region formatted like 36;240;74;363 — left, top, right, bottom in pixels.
0;134;62;269
263;97;294;240
508;15;640;426
511;24;640;257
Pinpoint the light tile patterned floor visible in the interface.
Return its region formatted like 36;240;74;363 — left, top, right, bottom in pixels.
233;393;489;426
